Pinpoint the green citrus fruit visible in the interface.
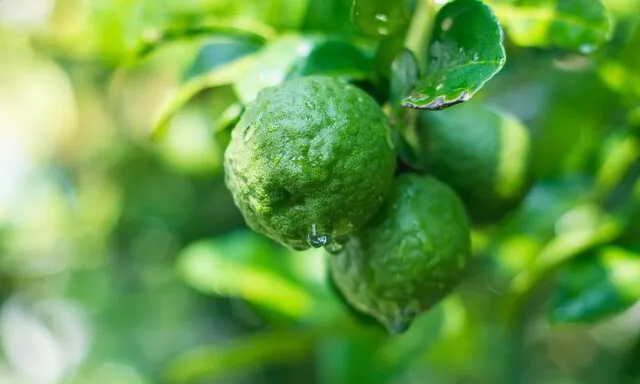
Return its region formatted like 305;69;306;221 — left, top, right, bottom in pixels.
331;174;471;333
417;104;532;225
224;76;396;251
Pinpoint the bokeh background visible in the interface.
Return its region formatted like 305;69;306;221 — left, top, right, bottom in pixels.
0;0;638;383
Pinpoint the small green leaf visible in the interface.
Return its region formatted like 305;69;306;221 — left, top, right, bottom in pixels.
488;0;612;52
403;0;506;110
286;39;372;80
390;49;421;106
550;246;640;323
176;231;314;318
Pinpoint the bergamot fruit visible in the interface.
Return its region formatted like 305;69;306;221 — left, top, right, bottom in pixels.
417;104;532;225
331;174;471;334
224;76;396;251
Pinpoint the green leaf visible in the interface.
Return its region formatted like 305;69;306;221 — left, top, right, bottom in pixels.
316;337;393;384
550;246;640;323
488;0;612;52
128;20;273;62
510;204;626;294
148;35;263;140
597;26;640;99
211;102;244;151
286;39;372;80
184;38;263;80
388;49;422;169
176;231;314;318
233;36;373;104
165;330;315;384
402;0;506;110
150;54;255;140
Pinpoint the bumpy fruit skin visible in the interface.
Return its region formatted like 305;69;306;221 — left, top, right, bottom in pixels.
331;174;471;333
417;105;533;225
224;76;396;250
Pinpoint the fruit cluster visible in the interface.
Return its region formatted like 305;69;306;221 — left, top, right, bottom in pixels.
224;76;532;333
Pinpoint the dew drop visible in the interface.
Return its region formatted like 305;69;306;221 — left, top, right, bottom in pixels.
307;224;328;248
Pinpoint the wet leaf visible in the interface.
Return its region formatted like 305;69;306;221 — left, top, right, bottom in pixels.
403;0;506;110
550;246;640;323
488;0;612;52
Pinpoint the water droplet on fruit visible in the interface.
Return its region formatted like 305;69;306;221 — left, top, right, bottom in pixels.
307;224;328;248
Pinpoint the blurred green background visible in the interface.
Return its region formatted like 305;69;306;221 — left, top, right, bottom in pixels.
0;0;638;383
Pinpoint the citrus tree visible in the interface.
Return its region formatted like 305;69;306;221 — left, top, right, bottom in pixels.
0;0;638;383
